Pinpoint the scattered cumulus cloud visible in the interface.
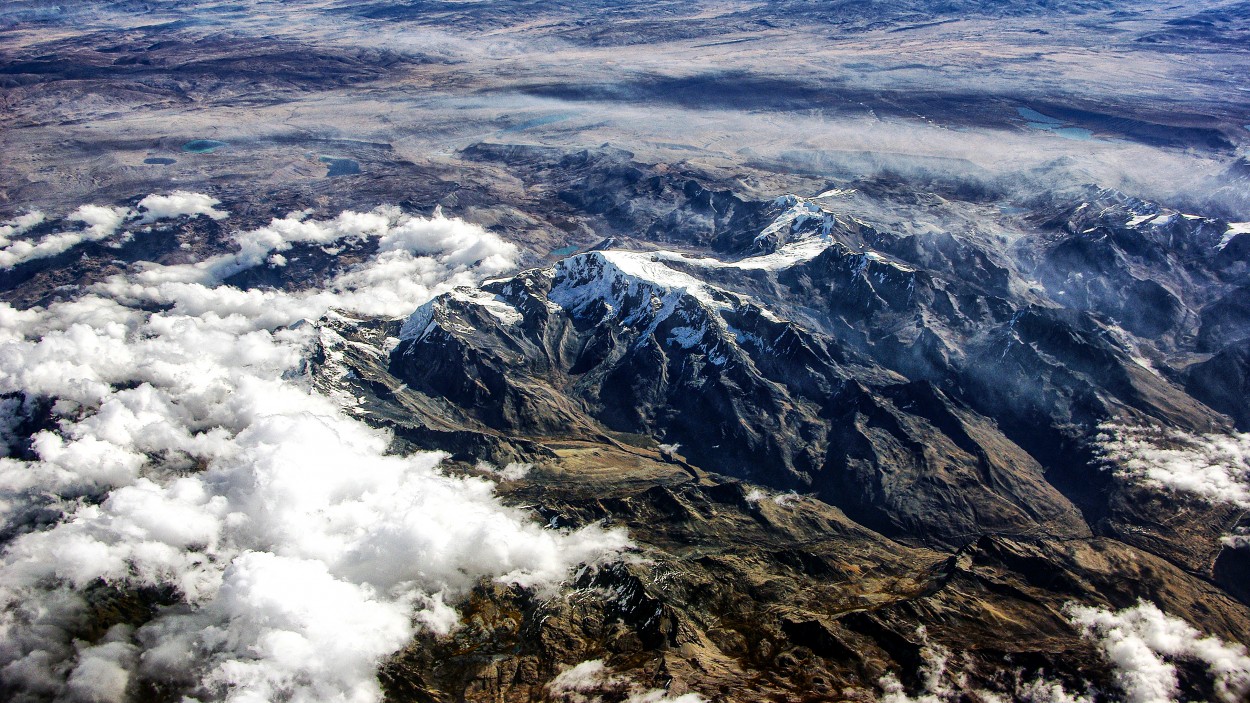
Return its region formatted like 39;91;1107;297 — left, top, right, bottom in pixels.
549;660;619;702
1221;527;1250;549
70;205;132;238
1067;601;1250;703
0;212;45;248
877;626;1093;703
0;201;628;703
0;206;130;269
476;461;533;481
877;605;1250;703
744;487;800;507
0;192;229;270
878;628;958;703
548;659;704;703
1096;424;1250;508
134;191;228;224
101;204;519;322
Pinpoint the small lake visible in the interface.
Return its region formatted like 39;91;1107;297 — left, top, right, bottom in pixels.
144;157;176;165
1017;107;1064;125
181;139;228;154
1015;107;1096;142
319;156;360;177
550;245;579;257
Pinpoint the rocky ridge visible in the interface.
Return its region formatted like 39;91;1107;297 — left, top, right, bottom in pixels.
297;188;1250;701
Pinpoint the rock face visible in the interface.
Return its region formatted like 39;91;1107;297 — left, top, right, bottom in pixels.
383;186;1243;545
1187;340;1250;431
389;248;1091;547
314;303;1250;702
276;183;1250;700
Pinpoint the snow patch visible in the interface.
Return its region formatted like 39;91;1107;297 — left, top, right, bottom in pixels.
815;188;857;199
1217;222;1250;251
451;287;524;326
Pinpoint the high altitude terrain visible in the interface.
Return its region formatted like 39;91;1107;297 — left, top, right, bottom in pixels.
1;1;1250;702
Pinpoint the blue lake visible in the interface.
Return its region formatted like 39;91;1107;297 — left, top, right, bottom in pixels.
319;156;360;177
1017;107;1064;124
181;139;228;154
1017;108;1097;141
144;157;177;165
550;245;579;257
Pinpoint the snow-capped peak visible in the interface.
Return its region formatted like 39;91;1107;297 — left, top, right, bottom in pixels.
398;286;523;341
549;250;738;319
754;194;838;251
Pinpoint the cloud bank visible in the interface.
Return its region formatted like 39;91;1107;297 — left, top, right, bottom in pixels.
0;201;627;703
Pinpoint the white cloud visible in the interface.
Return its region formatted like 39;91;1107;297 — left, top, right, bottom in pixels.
877;604;1250;703
1221;527;1250;549
134;191;228;224
0;212;46;248
0;203;628;703
549;660;619;701
624;691;705;703
102;205;519;321
65;627;136;703
70;205;131;238
547;659;704;703
879;627;954;703
1067;601;1250;703
476;461;533;481
0;206;130;269
744;487;800;507
877;627;1096;703
1096;424;1250;508
0;192;230;270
